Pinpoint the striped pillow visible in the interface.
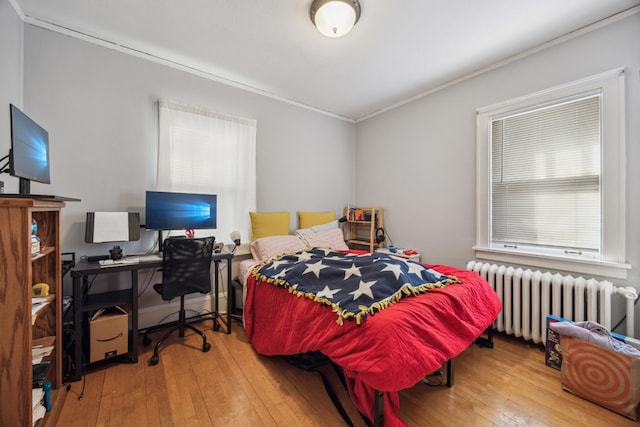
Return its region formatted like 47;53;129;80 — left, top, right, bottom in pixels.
299;228;348;251
250;235;307;261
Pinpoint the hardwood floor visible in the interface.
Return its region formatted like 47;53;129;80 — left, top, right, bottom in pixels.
58;321;639;426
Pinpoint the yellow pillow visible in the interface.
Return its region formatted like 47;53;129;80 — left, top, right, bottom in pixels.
298;211;335;229
250;211;290;240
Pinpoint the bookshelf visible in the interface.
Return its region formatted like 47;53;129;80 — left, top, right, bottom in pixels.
342;207;384;253
0;197;67;426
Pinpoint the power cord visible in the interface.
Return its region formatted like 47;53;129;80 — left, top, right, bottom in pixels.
0;154;9;173
137;268;158;297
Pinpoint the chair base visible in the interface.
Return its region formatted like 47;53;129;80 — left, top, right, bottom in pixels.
142;295;211;365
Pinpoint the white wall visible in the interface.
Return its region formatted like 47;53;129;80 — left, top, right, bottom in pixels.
0;12;356;325
17;25;356;256
0;0;22;168
356;12;640;332
4;0;639;333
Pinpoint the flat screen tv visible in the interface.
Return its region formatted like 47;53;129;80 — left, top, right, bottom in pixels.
9;104;50;194
145;191;217;231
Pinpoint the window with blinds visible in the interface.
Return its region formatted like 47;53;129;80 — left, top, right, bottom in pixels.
490;94;601;254
475;69;628;278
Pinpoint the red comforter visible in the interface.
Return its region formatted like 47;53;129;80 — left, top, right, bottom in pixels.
244;254;501;426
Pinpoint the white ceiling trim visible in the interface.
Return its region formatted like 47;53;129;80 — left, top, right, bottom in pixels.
8;0;25;20
356;5;640;123
19;13;356;124
13;4;640;125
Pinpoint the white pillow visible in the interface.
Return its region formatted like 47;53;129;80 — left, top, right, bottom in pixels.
300;228;348;251
296;219;339;236
250;235;307;261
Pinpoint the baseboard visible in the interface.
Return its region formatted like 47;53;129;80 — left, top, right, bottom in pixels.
138;293;229;330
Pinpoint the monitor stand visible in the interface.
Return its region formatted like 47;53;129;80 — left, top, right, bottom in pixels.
19;177;30;194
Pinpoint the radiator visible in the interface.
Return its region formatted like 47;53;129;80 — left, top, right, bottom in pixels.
466;261;638;344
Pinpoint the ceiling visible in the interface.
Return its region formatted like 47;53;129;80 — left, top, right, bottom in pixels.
12;0;640;122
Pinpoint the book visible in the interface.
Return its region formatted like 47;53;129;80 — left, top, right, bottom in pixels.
545;315;565;370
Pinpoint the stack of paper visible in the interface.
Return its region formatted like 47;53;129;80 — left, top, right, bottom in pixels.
32;346;54;365
31;296;51;325
32;388;45;426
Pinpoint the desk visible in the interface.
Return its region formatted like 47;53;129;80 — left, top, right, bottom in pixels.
69;251;233;382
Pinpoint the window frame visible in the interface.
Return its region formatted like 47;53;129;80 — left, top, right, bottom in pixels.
157;99;257;245
474;68;629;279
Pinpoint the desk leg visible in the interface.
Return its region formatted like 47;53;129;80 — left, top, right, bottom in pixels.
71;275;84;382
226;258;232;334
212;258;232;334
213;260;220;332
130;270;139;363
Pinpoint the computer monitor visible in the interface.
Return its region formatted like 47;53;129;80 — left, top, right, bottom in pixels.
145;191;217;231
9;104;51;194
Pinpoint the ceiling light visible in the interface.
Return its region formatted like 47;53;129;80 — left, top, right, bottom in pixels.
310;0;361;38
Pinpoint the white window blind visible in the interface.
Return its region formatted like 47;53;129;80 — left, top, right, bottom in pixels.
475;69;628;278
491;94;601;253
157;99;256;244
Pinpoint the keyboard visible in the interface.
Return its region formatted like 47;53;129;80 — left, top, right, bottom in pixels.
128;254;163;262
98;258;140;267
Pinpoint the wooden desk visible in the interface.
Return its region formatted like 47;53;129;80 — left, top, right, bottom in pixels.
69;251;233;382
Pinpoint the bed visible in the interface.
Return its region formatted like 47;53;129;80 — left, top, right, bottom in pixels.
240;231;501;427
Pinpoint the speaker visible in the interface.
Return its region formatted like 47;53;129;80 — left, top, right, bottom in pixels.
109;245;123;260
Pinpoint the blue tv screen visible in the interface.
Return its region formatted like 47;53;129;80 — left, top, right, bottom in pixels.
145;191;217;230
9;104;50;185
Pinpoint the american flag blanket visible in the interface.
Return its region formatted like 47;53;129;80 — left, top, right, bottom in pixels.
251;247;460;324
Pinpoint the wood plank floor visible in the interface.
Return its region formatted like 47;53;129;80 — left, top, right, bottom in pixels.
58;321;639;426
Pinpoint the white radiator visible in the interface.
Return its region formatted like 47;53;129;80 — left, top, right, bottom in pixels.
466;261;638;344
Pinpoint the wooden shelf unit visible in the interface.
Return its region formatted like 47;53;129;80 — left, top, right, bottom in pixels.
0;197;67;426
343;207;384;253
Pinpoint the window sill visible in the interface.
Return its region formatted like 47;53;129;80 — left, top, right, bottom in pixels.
472;247;631;280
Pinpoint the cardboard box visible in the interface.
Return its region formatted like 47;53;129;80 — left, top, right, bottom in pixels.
90;306;128;363
560;335;640;420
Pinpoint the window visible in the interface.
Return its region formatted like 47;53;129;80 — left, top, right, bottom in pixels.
475;69;629;278
157;99;256;244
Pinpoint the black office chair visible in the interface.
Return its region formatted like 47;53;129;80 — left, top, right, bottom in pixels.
143;236;215;365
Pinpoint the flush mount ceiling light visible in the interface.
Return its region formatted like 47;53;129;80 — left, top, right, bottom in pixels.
310;0;361;38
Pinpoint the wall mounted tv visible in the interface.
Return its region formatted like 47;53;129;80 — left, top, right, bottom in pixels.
9;104;51;194
145;191;217;231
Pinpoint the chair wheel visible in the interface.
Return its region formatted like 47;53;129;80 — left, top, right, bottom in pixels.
149;355;159;365
203;342;211;352
143;335;152;346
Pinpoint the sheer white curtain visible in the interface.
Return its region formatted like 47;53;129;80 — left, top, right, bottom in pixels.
157;99;256;244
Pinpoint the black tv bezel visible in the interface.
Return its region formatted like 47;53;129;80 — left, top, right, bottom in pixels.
9;104;51;194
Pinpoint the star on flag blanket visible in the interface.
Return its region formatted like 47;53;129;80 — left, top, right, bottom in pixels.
251;248;461;324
